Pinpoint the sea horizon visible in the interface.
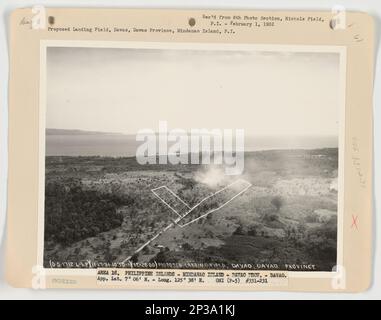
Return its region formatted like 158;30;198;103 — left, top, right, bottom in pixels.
45;128;338;157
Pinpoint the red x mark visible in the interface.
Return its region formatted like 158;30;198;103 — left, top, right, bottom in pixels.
351;215;359;230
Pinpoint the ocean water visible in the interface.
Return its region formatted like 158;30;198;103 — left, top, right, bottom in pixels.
46;133;338;157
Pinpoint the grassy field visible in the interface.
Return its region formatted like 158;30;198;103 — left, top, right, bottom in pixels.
44;148;338;271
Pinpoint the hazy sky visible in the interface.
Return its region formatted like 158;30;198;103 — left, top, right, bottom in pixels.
46;47;340;136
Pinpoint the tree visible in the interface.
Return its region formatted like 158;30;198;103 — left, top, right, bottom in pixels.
130;253;139;263
248;227;257;236
271;196;284;212
142;246;150;254
152;251;167;263
182;243;193;250
233;226;244;235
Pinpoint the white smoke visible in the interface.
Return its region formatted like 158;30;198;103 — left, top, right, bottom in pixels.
194;166;231;188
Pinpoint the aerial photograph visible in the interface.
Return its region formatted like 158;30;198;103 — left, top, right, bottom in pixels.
43;46;340;271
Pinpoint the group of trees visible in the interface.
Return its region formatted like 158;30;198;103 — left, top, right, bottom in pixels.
44;178;132;246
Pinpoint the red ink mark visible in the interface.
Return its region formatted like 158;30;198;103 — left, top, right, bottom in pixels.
351;215;359;230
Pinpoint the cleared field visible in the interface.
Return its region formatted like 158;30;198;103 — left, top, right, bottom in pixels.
177;179;252;227
151;186;190;218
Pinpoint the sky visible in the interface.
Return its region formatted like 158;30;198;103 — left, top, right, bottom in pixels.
46;47;341;137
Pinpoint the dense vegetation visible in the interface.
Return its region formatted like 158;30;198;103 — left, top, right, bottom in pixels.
45;178;133;246
149;216;337;271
